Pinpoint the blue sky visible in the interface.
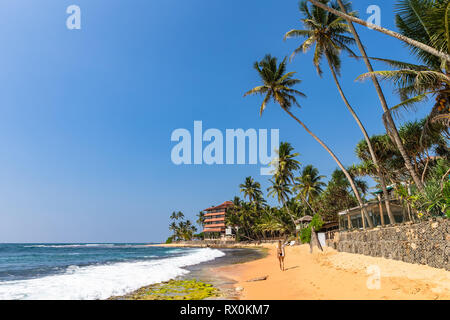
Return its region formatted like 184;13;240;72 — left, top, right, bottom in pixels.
0;0;430;243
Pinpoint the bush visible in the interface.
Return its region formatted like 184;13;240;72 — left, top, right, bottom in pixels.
299;214;324;244
299;226;311;244
193;233;204;240
310;213;324;230
165;236;173;244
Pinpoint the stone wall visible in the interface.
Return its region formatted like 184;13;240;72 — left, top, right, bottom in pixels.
326;218;449;270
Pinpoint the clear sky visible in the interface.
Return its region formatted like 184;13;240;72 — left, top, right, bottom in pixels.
0;0;430;243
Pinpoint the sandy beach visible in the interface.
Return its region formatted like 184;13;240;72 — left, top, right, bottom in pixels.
214;243;450;300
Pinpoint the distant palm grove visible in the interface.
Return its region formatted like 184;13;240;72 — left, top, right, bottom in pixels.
168;0;449;243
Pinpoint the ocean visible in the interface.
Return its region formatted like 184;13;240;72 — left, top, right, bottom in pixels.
0;243;225;300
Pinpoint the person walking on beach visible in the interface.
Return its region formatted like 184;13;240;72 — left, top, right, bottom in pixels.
277;240;286;271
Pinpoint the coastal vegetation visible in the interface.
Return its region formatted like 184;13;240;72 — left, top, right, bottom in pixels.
167;211;198;243
167;0;449;243
237;0;449;237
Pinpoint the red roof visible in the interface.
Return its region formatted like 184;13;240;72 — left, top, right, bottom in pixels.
203;201;233;212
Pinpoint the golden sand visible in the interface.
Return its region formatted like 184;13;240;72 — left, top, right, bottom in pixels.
215;243;450;300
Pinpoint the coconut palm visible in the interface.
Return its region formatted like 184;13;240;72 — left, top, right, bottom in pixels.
293;165;326;202
255;209;290;237
170;211;184;221
328;0;426;192
196;211;205;229
239;176;263;204
270;141;301;227
244;53;371;228
356;0;450;135
267;177;294;222
285;0;393;225
273;142;301;184
306;0;450;62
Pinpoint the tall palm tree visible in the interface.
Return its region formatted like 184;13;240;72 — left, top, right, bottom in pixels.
267;177;296;229
244;54;371;228
306;0;450;63
328;0;427;192
270;141;301;227
273;142;301;184
293;165;326;202
239;176;263;204
285;0;394;225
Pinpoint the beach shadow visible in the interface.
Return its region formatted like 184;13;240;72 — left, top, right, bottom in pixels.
285;266;299;271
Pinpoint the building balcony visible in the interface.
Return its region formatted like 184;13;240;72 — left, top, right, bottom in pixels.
204;211;226;217
203;222;226;228
204;217;225;223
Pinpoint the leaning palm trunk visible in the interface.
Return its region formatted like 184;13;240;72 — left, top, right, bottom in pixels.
283;107;370;229
325;52;392;226
281;198;298;233
334;0;425;193
299;193;316;215
307;0;450;63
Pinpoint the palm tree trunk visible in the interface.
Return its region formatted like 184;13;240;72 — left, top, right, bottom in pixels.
335;0;425;193
325;52;393;226
282;107;370;229
281;198;298;233
307;0;450;63
298;192;317;215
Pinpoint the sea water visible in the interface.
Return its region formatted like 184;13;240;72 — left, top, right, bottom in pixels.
0;243;225;300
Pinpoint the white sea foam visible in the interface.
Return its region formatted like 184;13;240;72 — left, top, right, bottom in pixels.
0;248;225;300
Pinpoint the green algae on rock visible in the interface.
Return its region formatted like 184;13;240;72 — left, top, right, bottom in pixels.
110;279;219;300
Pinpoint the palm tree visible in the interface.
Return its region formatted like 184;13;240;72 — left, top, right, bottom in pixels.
330;0;426;192
306;0;450;62
267;177;296;228
181;220;197;240
239;177;263;204
273;142;301;183
170;211;184;221
270;141;301;227
169;221;179;240
356;0;450;134
285;0;394;225
196;211;205;229
244;54;371;228
293;165;326;202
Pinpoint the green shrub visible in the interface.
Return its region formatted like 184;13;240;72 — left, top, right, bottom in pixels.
193;233;204;240
165;236;173;244
299;226;311;244
299;214;324;244
310;213;324;230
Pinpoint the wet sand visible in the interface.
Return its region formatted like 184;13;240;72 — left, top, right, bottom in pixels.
110;247;266;300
